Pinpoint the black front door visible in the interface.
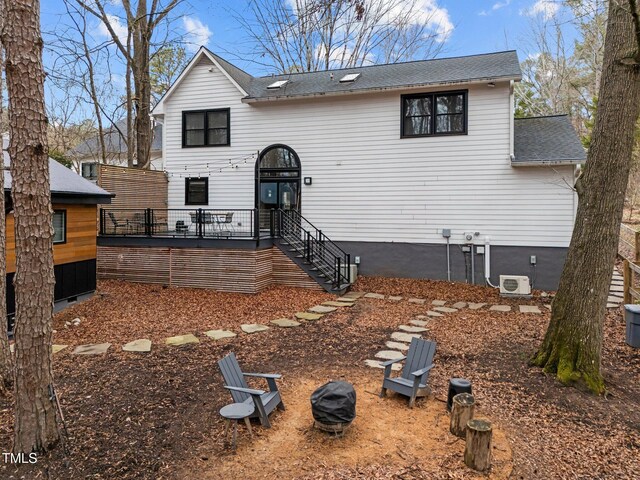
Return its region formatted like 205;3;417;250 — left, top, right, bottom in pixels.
257;145;301;230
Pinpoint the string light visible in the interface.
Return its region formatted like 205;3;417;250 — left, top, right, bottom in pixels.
163;152;258;178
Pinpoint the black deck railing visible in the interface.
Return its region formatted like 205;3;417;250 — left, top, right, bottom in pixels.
100;208;258;239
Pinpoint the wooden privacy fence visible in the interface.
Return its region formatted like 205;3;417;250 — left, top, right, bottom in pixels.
623;260;640;303
620;224;640;303
98;164;168;210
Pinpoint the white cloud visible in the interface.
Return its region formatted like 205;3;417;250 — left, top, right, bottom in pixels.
523;0;560;20
492;0;511;11
383;0;453;42
97;14;127;42
182;16;212;52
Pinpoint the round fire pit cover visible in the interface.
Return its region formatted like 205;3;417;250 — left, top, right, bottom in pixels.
310;381;356;424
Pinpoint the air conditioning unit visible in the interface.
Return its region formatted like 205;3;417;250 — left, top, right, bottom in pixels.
499;275;531;296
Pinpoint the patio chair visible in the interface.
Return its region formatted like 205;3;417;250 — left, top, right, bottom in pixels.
218;352;285;428
379;337;436;408
216;212;235;235
107;212;129;234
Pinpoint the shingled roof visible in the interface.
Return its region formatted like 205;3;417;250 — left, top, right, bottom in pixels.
513;115;586;166
67;120;162;158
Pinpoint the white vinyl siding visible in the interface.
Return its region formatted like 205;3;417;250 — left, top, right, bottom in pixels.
161;56;576;248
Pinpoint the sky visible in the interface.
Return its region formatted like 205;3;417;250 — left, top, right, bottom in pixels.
39;0;571;77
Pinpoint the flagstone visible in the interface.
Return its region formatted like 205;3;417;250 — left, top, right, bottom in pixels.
410;319;429;327
165;335;199;346
451;302;467;309
322;301;354;307
609;292;623;298
390;331;421;343
72;343;111;355
241;324;270;334
433;306;458;313
52;344;68;354
341;291;365;300
399;325;428;333
426;310;444;317
365;359;401;371
364;293;385;299
607;295;623;303
518;305;541;314
611;280;624;286
544;304;552;310
375;350;405;360
309;305;337;314
386;341;409;351
204;329;237;340
122;339;152;352
295;312;323;321
468;303;487;310
408;298;426;304
607;303;619;308
610;285;624;292
489;305;511;312
431;300;447;306
270;318;301;328
387;296;403;301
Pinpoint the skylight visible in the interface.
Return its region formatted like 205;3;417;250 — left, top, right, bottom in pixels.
339;73;360;83
267;80;289;89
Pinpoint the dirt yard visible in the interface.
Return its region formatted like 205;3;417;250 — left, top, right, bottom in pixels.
0;278;638;479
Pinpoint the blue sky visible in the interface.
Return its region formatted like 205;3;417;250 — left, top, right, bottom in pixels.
40;0;568;76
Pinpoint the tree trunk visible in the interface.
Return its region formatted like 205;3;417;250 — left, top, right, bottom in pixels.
133;0;151;169
450;393;475;438
464;419;492;472
1;0;60;452
0;34;13;393
532;0;640;393
126;29;134;168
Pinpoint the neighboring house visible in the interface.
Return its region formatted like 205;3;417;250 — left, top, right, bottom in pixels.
3;135;113;331
98;47;586;292
67;120;164;180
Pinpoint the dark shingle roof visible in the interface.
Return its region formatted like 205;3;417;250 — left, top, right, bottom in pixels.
67;120;162;157
205;48;521;101
3;136;112;199
513;115;586;166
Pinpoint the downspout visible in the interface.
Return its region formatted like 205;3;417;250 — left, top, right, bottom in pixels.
484;237;499;288
446;236;451;281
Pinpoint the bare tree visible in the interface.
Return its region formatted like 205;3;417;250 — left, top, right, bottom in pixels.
531;0;640;393
1;0;60;451
235;0;451;73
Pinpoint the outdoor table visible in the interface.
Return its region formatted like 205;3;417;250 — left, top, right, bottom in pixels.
220;402;254;450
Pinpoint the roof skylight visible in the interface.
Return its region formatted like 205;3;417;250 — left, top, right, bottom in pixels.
339;73;360;83
267;80;289;89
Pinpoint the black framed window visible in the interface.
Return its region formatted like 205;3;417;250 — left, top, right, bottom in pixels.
185;177;209;205
53;210;66;244
402;91;467;137
81;162;98;180
182;109;230;147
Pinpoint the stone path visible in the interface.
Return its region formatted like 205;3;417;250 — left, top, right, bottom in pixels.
608;267;624;309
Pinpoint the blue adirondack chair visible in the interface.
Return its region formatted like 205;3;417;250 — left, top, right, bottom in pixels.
217;353;285;428
379;337;437;408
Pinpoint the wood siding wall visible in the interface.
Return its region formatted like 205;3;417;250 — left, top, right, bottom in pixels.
98;164;168;210
97;245;322;293
161;55;576;248
6;203;97;274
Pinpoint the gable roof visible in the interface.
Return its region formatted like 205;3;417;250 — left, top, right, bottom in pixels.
513;115;586;166
67;120;162;158
152;49;521;112
3;136;113;202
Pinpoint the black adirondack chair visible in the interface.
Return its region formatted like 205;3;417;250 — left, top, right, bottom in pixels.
217;352;285;428
379;337;437;408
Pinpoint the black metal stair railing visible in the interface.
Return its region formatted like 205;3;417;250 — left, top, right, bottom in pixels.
274;209;351;289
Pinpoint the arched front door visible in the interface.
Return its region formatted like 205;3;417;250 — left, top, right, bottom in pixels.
256;144;301;229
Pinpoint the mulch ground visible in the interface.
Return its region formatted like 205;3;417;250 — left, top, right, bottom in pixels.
0;277;638;479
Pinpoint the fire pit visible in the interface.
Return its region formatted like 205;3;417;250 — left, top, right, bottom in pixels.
310;381;356;435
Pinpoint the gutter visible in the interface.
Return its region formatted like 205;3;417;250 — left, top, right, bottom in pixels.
510;159;585;167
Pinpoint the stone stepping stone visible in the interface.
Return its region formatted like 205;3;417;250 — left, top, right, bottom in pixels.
365;359;401;371
364;293;385;299
607;303;619;309
489;305;511;312
399;325;428;333
408;298;426;304
451;302;467;309
388;296;403;301
375;350;405;360
391;331;421;343
386;341;409;351
607;295;623;303
519;305;541;314
610;285;624;292
410;319;429;327
295;312;323;321
52;344;68;354
204;329;237;340
431;300;447;306
544;304;552;310
72;343;111;355
426;310;444;317
341;291;365;300
122;339;151;352
270;318;301;328
609;291;623;298
309;305;337;314
165;335;199;346
468;303;487;310
611;280;624;286
241;324;270;334
322;301;354;307
433;306;458;313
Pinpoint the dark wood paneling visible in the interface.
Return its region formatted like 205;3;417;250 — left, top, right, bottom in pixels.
272;248;323;290
98;165;168;210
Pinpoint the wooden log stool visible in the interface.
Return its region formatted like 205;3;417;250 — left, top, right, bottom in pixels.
447;377;472;411
220;403;254;450
450;393;475;438
464;418;492;472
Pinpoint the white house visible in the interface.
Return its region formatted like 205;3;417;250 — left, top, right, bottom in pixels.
100;47;585;293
